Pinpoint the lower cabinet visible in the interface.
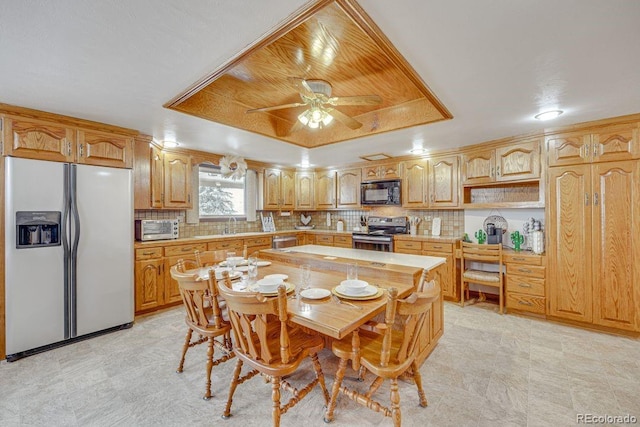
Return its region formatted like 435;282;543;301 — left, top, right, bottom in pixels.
134;248;164;312
504;252;546;314
314;234;334;246
394;238;458;301
333;235;352;248
164;243;207;306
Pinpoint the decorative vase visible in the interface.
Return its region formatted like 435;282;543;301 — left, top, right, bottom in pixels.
475;229;487;244
510;230;524;251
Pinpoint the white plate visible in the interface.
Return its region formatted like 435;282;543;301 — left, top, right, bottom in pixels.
235;265;250;272
213;268;243;280
300;288;331;300
220;259;248;267
340;279;368;291
264;273;288;281
335;284;377;297
248;282;295;295
256;261;272;267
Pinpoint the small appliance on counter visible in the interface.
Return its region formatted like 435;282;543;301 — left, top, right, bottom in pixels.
135;219;179;241
486;223;503;244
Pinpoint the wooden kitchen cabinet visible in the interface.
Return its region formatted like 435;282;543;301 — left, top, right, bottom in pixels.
462;139;540;185
134;140;193;209
264;168;295;210
2;115;134;168
245;235;272;255
428;155;459;207
76;129;133;168
361;162;400;181
314;170;336;209
295;171;314;210
164;243;207;305
333;235;352;248
401;159;428;208
314;234;334;246
547;160;640;331
134;247;165;313
336;168;361;208
547;123;640;167
504;252;546;315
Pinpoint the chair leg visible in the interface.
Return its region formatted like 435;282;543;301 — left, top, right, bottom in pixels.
324;357;348;423
204;337;214;400
222;359;243;419
499;286;504;314
311;352;330;404
411;361;428;407
272;376;282;427
460;281;465;308
390;378;401;427
177;328;193;373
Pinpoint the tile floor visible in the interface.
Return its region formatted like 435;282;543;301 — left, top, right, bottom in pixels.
1;302;639;426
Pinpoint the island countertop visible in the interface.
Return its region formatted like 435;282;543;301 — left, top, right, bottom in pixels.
264;244;446;271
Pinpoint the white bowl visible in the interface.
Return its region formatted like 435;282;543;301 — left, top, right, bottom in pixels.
340;279;368;292
257;277;283;293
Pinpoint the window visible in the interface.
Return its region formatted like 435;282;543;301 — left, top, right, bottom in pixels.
199;164;246;218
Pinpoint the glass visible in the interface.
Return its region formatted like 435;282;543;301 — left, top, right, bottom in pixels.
247;256;258;284
226;251;237;272
347;263;358;281
300;264;311;291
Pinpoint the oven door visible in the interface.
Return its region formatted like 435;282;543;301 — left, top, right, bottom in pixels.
352;235;393;252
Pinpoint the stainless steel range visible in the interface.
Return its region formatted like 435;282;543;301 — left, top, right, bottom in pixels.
352;216;408;252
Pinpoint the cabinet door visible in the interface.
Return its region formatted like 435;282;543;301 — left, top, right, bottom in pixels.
591;123;640;164
495;139;540;181
315;170;336;209
462;149;495;185
295;171;315;210
361;166;380;181
263;168;281;209
134;259;164;312
401;159;428;207
3;116;74;162
547;132;590;167
547;165;592;322
429;155;459;207
379;163;401;180
163;152;192;208
337;168;361;208
77;130;133;168
150;146;164;208
165;254;198;304
280;169;295;209
591;161;640;330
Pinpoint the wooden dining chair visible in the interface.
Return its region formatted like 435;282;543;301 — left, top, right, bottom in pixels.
460;242;504;314
324;285;440;427
194;249;227;267
170;262;234;400
218;271;330;427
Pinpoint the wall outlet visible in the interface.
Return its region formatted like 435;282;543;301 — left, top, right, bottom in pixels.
176;214;185;223
424;215;432;221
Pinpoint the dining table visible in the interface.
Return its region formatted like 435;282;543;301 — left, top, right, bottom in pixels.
195;260;416;340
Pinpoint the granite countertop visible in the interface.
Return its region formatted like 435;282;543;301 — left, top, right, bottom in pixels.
394;234;463;243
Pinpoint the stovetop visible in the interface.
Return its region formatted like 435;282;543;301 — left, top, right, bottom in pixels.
353;216;408;236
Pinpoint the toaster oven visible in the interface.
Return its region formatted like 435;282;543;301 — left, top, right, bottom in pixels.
135;219;179;241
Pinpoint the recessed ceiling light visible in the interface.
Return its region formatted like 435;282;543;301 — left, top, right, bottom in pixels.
360;153;391;161
410;148;427;155
162;140;179;148
534;110;563;121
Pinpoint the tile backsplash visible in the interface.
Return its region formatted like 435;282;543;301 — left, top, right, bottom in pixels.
135;208;465;238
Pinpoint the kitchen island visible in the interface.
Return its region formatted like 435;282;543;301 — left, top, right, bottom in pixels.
259;245;446;365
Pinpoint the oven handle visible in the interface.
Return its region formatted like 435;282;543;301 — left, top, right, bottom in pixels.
352;236;393;244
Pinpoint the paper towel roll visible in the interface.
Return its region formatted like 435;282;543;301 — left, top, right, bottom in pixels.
531;231;544;254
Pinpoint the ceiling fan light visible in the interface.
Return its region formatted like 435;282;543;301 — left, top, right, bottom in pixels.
298;111;310;126
311;108;323;122
321;112;333;126
308;120;320;129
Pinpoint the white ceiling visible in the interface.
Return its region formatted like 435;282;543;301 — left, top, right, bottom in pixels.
2;0;639;168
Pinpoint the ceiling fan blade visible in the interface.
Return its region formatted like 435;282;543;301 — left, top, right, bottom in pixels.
328;95;382;106
246;102;306;113
328;108;362;130
286;117;305;135
289;77;317;100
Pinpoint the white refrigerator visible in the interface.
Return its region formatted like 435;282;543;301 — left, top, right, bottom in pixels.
5;157;134;361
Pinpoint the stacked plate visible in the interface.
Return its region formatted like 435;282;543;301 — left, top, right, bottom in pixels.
333;280;383;300
213;267;243;281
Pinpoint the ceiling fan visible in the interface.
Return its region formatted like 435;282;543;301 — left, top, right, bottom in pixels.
246;78;382;133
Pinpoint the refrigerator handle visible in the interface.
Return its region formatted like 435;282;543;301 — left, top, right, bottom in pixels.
62;164;71;340
70;164;80;337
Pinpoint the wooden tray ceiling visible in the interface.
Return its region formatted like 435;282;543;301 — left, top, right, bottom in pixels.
165;0;452;149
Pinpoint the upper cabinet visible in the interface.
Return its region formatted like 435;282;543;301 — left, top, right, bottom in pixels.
462;139;541;185
547;123;640;167
401;156;459;208
134;138;193;209
263;168;295;210
295;171;315;210
336;168;361;208
315;170;336;209
77;129;133;168
361;162;400;181
2;115;133;168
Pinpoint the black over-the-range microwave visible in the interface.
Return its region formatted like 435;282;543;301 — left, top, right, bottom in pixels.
360;179;401;205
